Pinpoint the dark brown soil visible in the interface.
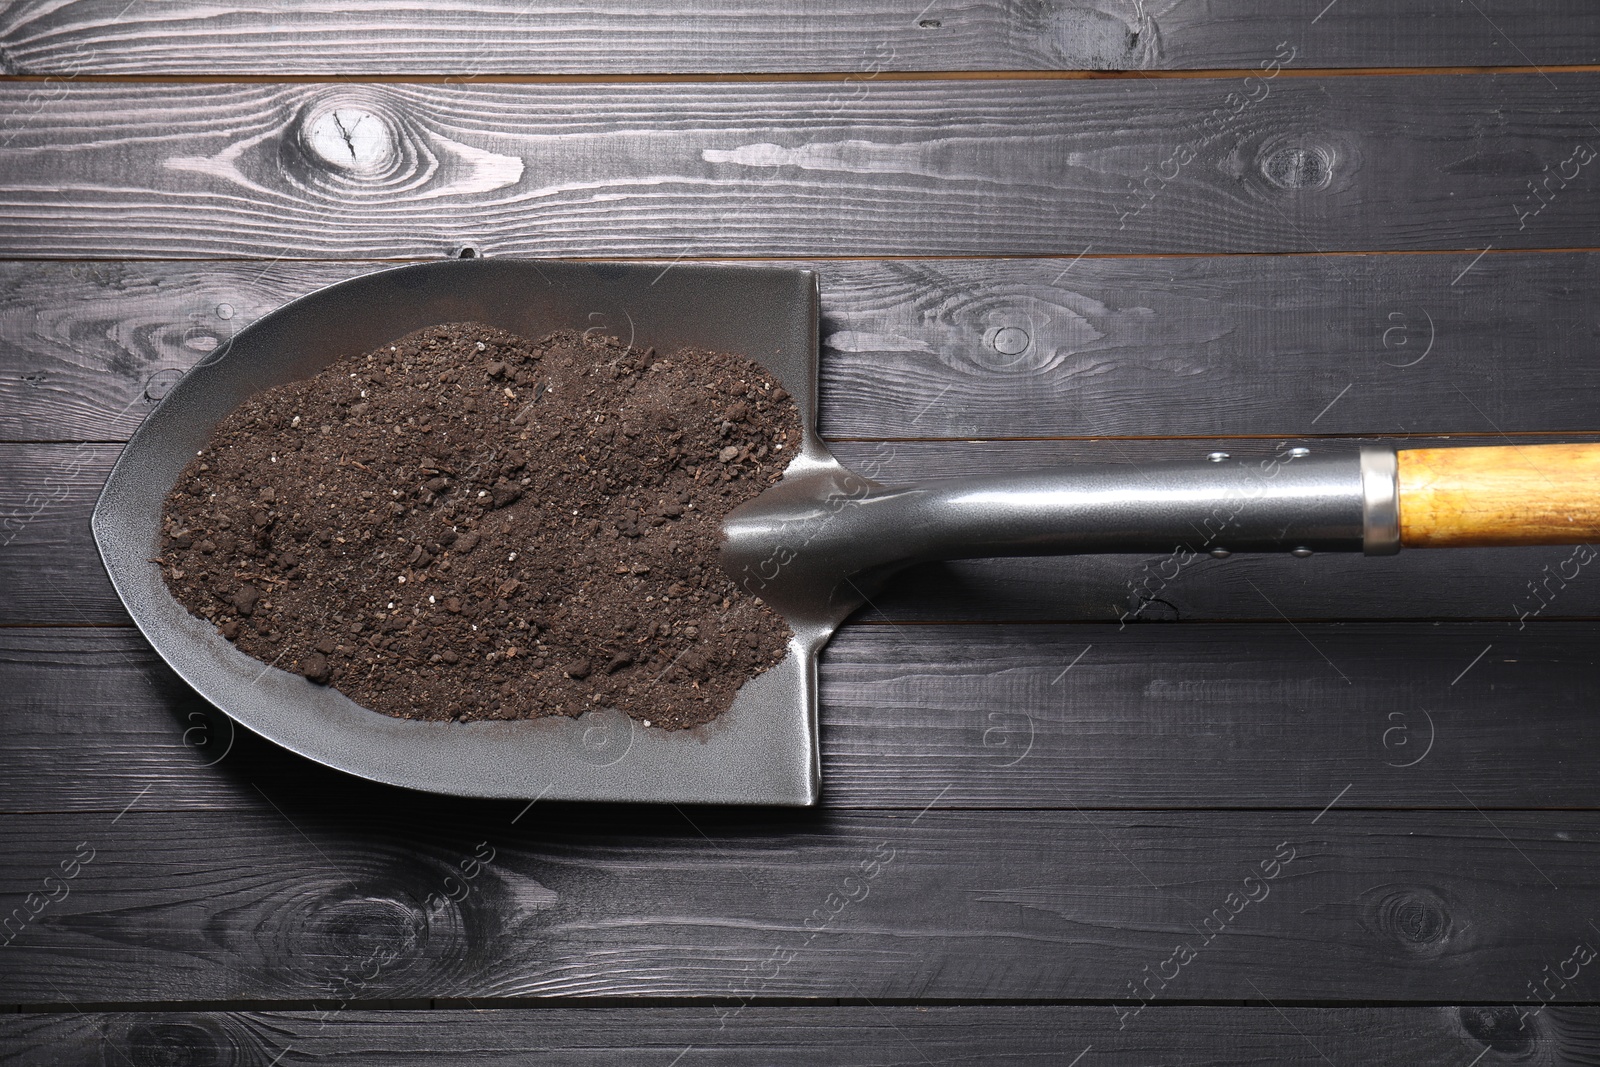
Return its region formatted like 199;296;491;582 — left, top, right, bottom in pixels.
156;322;799;729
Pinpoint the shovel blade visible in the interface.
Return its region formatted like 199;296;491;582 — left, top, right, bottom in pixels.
94;259;825;805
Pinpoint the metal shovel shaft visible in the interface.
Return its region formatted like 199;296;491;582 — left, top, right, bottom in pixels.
723;445;1400;634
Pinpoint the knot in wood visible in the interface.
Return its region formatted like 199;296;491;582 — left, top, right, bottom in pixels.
937;291;1105;377
1459;1006;1535;1056
1361;885;1452;955
1261;144;1333;190
301;104;397;177
1040;4;1161;69
143;367;184;401
987;325;1031;356
121;1016;241;1067
311;893;430;964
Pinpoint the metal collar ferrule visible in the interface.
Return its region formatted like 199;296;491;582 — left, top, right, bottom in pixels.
1359;445;1400;555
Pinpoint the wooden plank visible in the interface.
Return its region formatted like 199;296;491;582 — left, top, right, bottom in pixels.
6;623;1600;811
5;1;1600;75
2;806;1597;1002
10;252;1600;444
0;261;358;443
14;438;1600;626
823;620;1600;808
0;1006;1584;1065
4;76;1600;257
815;253;1600;439
0;628;242;812
0;442;121;625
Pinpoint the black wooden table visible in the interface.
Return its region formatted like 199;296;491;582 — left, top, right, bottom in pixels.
5;3;1600;1062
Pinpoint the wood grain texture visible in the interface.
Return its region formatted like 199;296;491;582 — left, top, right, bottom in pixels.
5;0;1600;74
3;805;1599;1003
3;1006;1592;1065
0;443;121;624
0;261;360;443
17;439;1600;626
11;252;1600;444
5;76;1600;258
816;253;1600;438
4;1;1599;1042
1399;443;1600;547
6;623;1600;812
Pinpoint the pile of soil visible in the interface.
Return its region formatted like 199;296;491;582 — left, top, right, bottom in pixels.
156;322;799;729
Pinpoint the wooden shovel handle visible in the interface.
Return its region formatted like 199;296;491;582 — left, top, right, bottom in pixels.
1398;443;1600;547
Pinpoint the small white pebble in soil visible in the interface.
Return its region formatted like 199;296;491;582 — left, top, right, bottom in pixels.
429;595;436;603
477;490;487;497
387;602;395;609
476;341;486;351
397;575;406;583
471;624;478;631
269;455;277;463
508;552;517;561
290;415;301;427
360;389;368;398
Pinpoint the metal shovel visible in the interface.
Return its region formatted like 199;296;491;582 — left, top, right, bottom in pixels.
96;260;1600;806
